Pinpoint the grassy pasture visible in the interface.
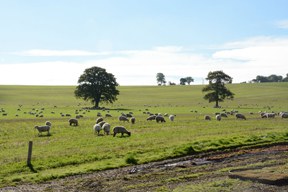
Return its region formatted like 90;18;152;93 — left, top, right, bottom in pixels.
0;83;287;187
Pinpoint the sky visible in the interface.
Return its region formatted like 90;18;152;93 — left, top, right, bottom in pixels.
0;0;288;85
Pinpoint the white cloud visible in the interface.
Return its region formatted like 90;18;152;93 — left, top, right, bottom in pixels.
1;37;288;85
276;20;288;29
0;61;84;85
14;49;110;57
213;37;288;82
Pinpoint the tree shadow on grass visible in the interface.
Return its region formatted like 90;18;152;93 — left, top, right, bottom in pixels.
229;165;288;186
83;107;132;111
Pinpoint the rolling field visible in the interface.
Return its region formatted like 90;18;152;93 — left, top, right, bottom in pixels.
0;83;287;187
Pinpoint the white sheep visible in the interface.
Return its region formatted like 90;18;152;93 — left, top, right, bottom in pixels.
235;113;246;120
35;125;50;136
113;126;131;137
216;114;221;121
69;118;78;126
102;123;111;135
204;115;211;120
169;115;175;122
93;124;102;135
118;115;129;122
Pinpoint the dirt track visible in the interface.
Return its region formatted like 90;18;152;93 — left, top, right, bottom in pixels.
1;143;288;192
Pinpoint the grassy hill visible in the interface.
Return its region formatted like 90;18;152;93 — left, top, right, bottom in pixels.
0;83;287;187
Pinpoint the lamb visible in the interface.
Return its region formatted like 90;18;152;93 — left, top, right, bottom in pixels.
131;117;136;124
35;125;50;136
235;113;246;120
69;118;78;126
169;115;175;122
93;124;102;135
204;115;211;120
156;115;166;123
102;123;111;135
113;126;131;137
45;121;52;126
118;115;129;122
216;114;221;121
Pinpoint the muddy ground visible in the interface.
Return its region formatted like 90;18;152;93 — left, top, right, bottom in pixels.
1;143;288;192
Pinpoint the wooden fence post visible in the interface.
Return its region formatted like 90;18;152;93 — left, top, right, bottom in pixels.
27;141;33;166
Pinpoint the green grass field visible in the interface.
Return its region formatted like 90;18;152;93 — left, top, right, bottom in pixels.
0;83;287;187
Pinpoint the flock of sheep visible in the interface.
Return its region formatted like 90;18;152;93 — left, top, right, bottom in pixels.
2;105;287;137
32;110;176;137
205;111;288;121
34;117;132;137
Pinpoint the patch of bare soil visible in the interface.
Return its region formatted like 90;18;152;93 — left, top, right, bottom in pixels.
1;143;288;192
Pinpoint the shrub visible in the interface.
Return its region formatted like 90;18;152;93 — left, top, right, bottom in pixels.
126;155;138;165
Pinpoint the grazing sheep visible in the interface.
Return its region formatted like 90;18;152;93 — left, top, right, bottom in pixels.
102;123;111;135
93;124;102;135
45;121;52;126
204;115;211;120
131;117;136;124
118;115;129;122
169;115;175;121
105;113;112;117
147;115;156;121
216;114;221;121
99;121;106;127
280;112;288;118
259;112;266;117
69;118;78;126
126;113;133;118
261;113;276;118
156;115;166;123
76;115;83;119
220;113;228;118
96;117;104;124
35;125;50;136
235;113;246;120
113;126;131;137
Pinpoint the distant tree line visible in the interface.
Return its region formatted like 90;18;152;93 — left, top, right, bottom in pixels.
251;73;288;83
156;73;194;86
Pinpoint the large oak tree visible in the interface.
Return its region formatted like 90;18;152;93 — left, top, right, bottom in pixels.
74;66;119;108
202;71;234;108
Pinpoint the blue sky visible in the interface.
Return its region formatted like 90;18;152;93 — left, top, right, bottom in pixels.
0;0;288;85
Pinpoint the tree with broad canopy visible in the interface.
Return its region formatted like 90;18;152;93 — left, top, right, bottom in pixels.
156;73;166;85
202;71;234;108
74;66;119;108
